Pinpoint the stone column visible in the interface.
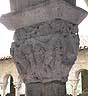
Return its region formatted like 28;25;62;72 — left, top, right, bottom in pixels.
14;82;21;96
0;0;87;96
70;79;79;96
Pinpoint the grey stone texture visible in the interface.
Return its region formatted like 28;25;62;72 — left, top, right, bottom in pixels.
64;0;76;5
10;19;79;96
0;0;87;30
25;81;66;96
0;0;87;96
11;19;79;84
9;0;76;12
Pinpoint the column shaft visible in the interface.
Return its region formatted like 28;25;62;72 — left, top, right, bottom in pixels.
26;81;66;96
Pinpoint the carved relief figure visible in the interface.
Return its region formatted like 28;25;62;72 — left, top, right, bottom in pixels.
0;0;87;96
11;19;79;96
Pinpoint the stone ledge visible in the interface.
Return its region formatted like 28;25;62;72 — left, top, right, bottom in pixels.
0;0;87;30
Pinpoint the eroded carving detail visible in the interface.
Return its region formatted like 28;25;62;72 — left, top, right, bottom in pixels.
11;19;79;83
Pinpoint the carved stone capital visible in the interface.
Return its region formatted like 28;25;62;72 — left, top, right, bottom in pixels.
0;0;87;96
11;19;79;83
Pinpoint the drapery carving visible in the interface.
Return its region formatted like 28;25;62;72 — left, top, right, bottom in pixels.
11;19;79;83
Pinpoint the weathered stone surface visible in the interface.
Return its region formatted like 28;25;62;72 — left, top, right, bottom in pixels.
65;0;76;6
10;19;79;84
10;0;46;12
0;0;87;96
0;0;87;30
25;81;66;96
9;0;76;12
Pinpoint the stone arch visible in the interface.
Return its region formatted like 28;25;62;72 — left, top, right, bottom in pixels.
74;69;88;95
2;74;11;96
75;69;88;79
2;73;24;96
68;61;88;96
2;73;16;96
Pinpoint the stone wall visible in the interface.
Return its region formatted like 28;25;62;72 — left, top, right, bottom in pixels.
69;49;88;80
0;58;19;82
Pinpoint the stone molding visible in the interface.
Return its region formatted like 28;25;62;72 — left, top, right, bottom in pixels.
9;0;76;12
0;0;87;30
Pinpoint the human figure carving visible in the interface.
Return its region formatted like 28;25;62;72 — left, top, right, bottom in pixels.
0;0;87;96
11;19;79;96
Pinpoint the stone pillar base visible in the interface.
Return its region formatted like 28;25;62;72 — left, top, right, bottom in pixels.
25;81;66;96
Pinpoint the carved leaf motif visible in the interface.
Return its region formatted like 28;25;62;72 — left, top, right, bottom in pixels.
11;19;79;82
